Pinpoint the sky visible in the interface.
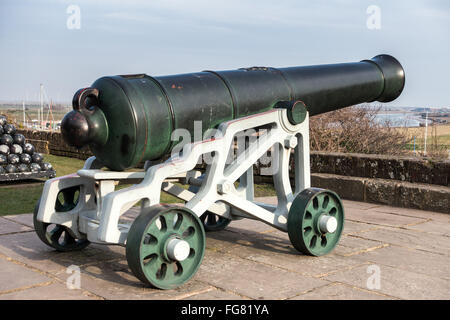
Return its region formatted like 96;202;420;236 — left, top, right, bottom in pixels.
0;0;449;107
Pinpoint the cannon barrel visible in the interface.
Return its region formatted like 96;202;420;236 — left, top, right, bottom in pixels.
61;54;405;170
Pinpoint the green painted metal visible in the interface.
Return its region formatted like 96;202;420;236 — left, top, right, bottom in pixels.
199;213;231;232
61;55;405;170
126;205;206;289
287;188;344;256
33;187;90;252
276;100;307;125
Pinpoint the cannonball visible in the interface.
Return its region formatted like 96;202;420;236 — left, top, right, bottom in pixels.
13;134;25;145
10;144;23;155
20;153;32;164
0;116;6;126
23;143;35;155
0;134;13;145
32;152;43;163
0;144;9;155
30;163;41;172
0;126;3;135
40;162;53;171
0;154;7;165
3;124;16;135
0;166;5;174
5;164;17;173
8;154;20;165
18;163;29;172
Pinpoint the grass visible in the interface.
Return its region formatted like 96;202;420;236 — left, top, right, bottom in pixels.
0;184;43;216
0;154;277;216
399;124;450;148
0;154;85;216
396;124;450;158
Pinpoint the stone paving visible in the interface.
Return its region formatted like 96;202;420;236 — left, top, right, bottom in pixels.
0;198;449;300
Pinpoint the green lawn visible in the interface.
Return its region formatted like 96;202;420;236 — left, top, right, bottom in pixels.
0;184;44;216
0;154;276;216
0;154;86;216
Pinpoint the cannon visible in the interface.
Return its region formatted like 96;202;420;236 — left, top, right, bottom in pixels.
35;55;405;289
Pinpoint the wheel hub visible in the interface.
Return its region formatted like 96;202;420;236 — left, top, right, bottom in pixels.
166;238;190;261
318;214;338;234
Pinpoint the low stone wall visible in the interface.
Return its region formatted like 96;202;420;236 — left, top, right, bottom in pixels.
311;173;450;214
17;129;92;160
310;152;450;187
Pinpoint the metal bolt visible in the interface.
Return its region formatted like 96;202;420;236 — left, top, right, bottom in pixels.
284;136;297;149
217;181;232;194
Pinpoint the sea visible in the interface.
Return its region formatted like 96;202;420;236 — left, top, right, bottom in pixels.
374;113;432;127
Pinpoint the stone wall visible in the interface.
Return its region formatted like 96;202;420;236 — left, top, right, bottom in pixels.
310;174;449;214
310;152;450;187
17;129;92;160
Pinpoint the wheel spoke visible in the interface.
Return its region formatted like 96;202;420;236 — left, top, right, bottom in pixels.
325;196;337;212
302;218;312;228
320;235;328;247
309;235;318;248
173;262;184;277
146;221;166;238
175;217;192;234
184;233;199;249
306;202;319;216
49;225;64;242
163;211;176;231
205;213;216;226
303;228;314;243
178;256;194;272
317;194;324;209
63;231;76;246
328;206;338;216
143;255;164;274
141;243;159;258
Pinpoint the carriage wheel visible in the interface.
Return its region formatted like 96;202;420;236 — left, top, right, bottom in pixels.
33;186;90;252
287;188;344;256
126;204;206;289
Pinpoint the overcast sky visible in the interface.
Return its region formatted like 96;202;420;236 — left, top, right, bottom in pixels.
0;0;449;107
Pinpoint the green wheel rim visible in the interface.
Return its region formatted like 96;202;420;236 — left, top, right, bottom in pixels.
126;205;206;289
288;188;344;256
199;212;231;232
33;186;90;252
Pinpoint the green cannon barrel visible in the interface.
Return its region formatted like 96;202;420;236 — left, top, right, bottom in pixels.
61;54;405;171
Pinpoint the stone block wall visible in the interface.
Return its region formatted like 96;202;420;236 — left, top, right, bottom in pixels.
310;152;450;187
17;129;92;160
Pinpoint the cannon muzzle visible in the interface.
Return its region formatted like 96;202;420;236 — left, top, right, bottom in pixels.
61;54;405;170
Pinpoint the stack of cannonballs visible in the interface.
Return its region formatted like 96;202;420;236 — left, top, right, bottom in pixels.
0;115;53;175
